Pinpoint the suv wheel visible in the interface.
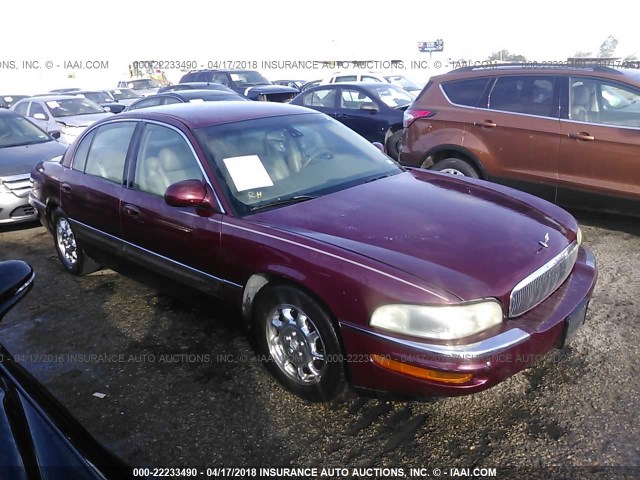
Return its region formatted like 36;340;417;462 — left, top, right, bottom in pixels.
385;130;403;160
434;158;480;178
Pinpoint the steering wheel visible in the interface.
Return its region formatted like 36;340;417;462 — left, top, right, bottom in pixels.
301;150;333;169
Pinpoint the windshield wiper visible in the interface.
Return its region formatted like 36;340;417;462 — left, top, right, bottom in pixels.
250;195;316;212
364;173;395;184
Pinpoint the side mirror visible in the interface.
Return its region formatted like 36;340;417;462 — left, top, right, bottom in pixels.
33;113;48;120
372;142;384;152
165;179;213;209
50;130;61;140
0;260;34;321
360;102;379;112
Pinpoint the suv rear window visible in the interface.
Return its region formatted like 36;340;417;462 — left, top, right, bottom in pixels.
441;78;490;107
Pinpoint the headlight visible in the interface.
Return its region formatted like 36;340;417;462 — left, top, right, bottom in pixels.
370;300;503;340
58;124;85;137
576;227;583;245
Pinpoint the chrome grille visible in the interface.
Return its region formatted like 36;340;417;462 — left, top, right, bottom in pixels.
1;173;32;198
509;242;579;317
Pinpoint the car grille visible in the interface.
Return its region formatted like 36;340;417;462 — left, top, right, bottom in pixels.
10;205;36;218
509;242;579;317
1;173;32;198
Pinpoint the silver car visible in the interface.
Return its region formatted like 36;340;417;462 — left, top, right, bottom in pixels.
0;109;67;224
116;79;161;97
10;96;113;145
108;87;142;106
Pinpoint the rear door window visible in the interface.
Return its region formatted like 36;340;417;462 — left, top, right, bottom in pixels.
84;122;136;183
442;78;491;107
488;76;559;118
302;88;337;107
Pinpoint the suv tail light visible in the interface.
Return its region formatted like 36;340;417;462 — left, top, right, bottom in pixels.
403;109;436;128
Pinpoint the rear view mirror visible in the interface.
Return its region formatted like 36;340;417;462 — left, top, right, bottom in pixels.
0;260;34;320
33;113;47;120
50;131;61;140
372;142;384;152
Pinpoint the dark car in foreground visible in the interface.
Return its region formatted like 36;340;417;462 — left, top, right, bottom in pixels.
291;82;414;159
124;89;247;111
0;109;67;224
0;260;132;478
180;69;298;102
30;102;597;401
400;64;640;216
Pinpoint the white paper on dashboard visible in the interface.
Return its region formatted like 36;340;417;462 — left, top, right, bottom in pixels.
222;155;274;192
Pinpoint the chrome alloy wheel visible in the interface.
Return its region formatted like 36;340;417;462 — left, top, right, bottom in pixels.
56;217;78;267
440;168;466;176
266;304;326;385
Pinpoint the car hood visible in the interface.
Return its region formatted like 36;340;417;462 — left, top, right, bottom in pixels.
251;170;576;302
0;141;67;177
54;112;114;127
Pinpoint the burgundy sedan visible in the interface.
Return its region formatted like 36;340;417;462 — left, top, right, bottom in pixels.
29;102;597;401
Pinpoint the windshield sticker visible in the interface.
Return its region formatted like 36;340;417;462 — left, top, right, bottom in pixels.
113;90;121;94
230;74;242;81
4;96;12;102
189;98;205;103
46;101;61;109
223;155;274;192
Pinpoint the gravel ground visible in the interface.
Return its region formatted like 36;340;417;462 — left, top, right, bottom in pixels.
0;210;638;480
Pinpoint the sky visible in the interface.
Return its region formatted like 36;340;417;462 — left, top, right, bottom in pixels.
1;0;639;92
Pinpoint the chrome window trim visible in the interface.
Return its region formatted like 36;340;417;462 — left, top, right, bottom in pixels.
559;117;640;131
343;322;530;359
509;242;579;318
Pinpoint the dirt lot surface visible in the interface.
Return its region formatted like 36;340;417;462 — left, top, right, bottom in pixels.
0;210;638;479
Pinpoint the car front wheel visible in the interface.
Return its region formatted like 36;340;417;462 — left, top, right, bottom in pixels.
253;284;346;401
52;209;100;275
433;157;480;178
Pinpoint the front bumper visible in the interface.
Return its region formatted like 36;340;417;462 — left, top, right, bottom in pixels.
0;192;38;224
340;245;597;397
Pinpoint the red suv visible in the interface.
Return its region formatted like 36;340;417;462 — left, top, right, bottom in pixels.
400;64;640;216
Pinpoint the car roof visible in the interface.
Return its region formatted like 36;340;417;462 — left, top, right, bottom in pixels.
160;90;241;99
435;64;640;85
116;101;317;128
26;95;80;102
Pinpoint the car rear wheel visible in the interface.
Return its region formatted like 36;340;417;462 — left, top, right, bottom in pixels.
253;284;346;401
433;157;480;178
385;130;403;160
52;209;100;275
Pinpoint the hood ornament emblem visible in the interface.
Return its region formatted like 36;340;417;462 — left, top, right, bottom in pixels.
538;233;550;248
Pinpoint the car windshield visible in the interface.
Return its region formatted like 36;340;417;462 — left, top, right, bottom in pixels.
194;113;402;215
128;79;160;90
110;88;141;100
228;71;270;87
45;98;105;117
78;92;112;104
0;114;51;148
373;84;415;107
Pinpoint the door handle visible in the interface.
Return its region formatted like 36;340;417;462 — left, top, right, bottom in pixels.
568;132;595;141
60;183;72;194
123;204;141;217
474;120;497;128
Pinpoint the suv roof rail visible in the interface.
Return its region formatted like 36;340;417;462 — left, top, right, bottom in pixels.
448;62;624;74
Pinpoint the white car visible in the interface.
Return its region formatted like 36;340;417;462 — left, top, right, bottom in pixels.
10;96;114;145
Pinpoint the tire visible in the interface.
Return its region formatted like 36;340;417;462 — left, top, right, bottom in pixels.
433;157;480;178
385;130;403;160
253;284;346;402
52;209;100;275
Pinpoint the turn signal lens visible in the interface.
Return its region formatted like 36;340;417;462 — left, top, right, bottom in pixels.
371;354;473;384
